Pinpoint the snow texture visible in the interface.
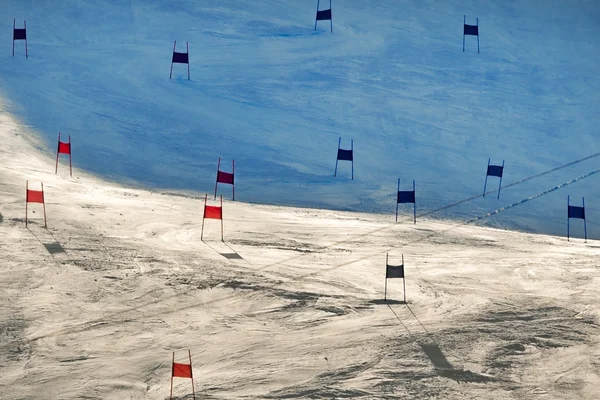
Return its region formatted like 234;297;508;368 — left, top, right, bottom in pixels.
1;1;600;398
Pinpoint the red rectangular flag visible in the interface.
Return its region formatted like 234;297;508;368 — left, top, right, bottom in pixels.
26;189;44;203
58;141;71;154
204;205;222;220
172;362;192;378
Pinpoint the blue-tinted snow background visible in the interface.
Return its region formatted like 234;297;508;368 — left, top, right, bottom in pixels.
1;0;599;239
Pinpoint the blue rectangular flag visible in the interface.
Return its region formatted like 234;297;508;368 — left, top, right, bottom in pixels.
337;148;353;161
487;165;503;178
568;205;585;219
397;191;415;204
316;9;332;21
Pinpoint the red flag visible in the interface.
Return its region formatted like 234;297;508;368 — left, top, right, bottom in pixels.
217;170;234;185
26;189;44;203
58;141;71;154
204;205;222;220
172;362;192;378
25;181;47;228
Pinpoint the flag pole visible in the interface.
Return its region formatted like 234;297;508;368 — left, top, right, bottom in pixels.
69;135;73;177
189;350;196;400
42;183;47;228
384;253;388;300
201;194;207;240
402;254;406;303
170;352;175;400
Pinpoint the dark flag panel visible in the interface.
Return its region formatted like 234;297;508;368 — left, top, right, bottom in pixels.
170;41;190;80
463;24;478;36
214;158;235;200
486;165;504;178
568;205;585;220
337;148;353;161
463;15;480;53
483;158;504;199
384;253;406;302
172;52;189;64
567;196;587;242
13;19;28;58
315;0;333;32
397;191;415;204
386;265;405;279
334;137;354;179
316;9;332;21
217;171;234;185
396;179;416;223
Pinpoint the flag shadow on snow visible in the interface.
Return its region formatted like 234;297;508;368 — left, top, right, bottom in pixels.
203;240;244;260
220;251;243;260
27;226;66;255
370;299;406;305
43;242;66;254
420;342;496;383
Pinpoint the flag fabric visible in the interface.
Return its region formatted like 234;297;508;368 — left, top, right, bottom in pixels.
58;141;71;154
397;190;415;204
386;264;404;279
13;28;26;40
316;9;332;21
464;24;478;36
204;205;222;220
568;205;585;219
172;52;189;64
486;164;503;178
172;362;192;378
217;170;234;185
337;148;353;161
26;189;44;203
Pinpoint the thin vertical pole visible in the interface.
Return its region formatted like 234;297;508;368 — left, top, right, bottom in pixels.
567;195;570;241
483;158;490;197
215;157;221;199
42;183;47;228
462;15;466;52
232;159;235;201
315;0;320;30
186;42;190;80
582;197;587;243
413;180;416;224
497;160;504;199
69;135;73;177
384;253;388;300
330;0;333;33
220;195;224;242
170;352;174;400
24;20;28;58
12;19;15;57
188;350;196;400
477;17;479;54
351;139;354;180
201;194;207;240
55;132;61;174
25;180;28;227
395;178;400;222
170;41;176;79
334;137;340;177
402;254;406;303
476;18;480;54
